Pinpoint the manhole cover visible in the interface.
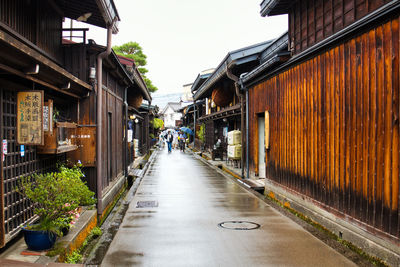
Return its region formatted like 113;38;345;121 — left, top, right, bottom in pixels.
136;201;158;208
218;221;260;230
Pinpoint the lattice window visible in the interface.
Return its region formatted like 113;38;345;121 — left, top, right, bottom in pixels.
2;89;63;242
2;89;36;240
205;120;214;151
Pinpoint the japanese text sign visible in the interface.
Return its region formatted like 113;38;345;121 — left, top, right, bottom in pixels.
17;91;44;145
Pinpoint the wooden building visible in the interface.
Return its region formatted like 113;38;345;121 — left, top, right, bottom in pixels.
193;41;272;162
65;42;151;219
137;104;157;156
243;0;400;264
0;0;150;247
190;70;213;150
117;55;152;171
178;101;205;146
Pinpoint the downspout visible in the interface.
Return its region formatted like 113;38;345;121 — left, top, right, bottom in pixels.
96;21;115;215
123;87;128;177
226;67;245;178
244;79;250;179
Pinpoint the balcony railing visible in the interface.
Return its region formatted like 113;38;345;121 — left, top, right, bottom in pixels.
62;28;89;44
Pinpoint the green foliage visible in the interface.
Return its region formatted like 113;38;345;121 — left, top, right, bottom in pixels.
149;133;155;139
53;107;60;123
143;76;158;93
113;41;158;93
91;227;102;238
138;67;148;74
113;42;147;65
198;124;205;142
151;118;164;129
57;164;96;206
65;251;82;264
17;165;96;236
62;226;102;263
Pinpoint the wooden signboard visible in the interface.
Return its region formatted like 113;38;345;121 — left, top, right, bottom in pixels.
67;126;96;167
17;91;44;145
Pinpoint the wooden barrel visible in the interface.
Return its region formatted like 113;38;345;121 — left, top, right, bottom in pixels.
212;87;233;107
128;93;143;109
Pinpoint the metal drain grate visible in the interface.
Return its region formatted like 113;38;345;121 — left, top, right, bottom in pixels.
218;221;260;230
136;201;159;208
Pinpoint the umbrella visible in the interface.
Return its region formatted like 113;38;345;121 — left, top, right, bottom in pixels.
180;127;194;135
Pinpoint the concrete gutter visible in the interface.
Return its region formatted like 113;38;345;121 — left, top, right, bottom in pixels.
85;150;158;265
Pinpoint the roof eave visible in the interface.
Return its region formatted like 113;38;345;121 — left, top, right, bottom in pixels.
194;40;273;101
95;0;120;33
260;0;292;17
191;73;212;93
131;68;152;101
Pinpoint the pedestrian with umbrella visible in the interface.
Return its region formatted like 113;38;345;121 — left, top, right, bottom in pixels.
178;131;187;152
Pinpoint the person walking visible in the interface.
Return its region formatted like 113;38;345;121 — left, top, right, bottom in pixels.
173;130;178;149
158;132;165;150
178;132;186;152
166;131;173;153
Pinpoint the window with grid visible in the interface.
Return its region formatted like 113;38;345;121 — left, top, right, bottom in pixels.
1;89;63;243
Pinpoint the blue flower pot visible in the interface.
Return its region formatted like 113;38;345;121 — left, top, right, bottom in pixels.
22;226;57;251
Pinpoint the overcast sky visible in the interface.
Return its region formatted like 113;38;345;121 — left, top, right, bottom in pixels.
75;0;288;95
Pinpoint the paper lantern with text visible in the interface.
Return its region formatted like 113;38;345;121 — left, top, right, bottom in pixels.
128;93;143;109
211;87;233;107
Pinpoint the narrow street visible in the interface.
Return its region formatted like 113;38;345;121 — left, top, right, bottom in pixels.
101;147;357;267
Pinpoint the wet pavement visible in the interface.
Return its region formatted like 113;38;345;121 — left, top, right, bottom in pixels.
101;147;357;267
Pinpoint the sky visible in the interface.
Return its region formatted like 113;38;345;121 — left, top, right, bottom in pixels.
73;0;288;95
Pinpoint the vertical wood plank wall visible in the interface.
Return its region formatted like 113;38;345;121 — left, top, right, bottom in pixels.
100;72;124;192
289;0;391;55
0;0;63;62
249;17;399;238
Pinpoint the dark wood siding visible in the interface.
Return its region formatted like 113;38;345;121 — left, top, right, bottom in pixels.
0;0;62;62
289;0;391;54
249;17;399;238
63;45;88;81
101;72;124;190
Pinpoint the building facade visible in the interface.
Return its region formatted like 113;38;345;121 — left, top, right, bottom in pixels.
244;0;400;264
160;102;182;128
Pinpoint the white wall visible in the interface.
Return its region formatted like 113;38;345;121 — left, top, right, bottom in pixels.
163;106;182;128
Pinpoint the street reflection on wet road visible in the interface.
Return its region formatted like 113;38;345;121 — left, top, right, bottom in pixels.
101;147;356;267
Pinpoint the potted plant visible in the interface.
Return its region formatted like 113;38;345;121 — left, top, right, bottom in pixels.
17;164;95;251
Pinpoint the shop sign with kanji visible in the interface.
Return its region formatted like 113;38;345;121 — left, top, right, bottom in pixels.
17;91;44;145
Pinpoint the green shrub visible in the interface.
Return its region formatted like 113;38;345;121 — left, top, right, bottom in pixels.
17;164;96;236
65;251;82;264
151;118;164;129
91;227;102;237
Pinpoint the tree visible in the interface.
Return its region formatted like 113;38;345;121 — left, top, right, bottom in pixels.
113;42;158;93
151;118;164;130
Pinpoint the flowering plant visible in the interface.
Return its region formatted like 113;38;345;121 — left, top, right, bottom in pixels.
17;164;95;236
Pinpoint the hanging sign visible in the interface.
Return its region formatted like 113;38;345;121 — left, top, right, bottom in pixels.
43;100;53;133
2;139;7;161
17;91;44;145
20;145;25;157
128;130;133;142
